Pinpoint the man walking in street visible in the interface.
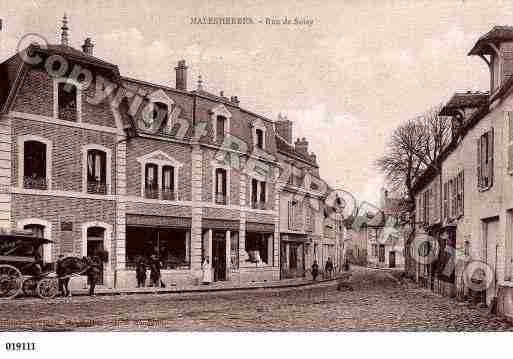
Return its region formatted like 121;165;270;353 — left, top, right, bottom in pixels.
311;260;319;281
86;257;100;296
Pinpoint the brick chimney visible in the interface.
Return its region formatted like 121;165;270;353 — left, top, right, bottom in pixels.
175;60;188;91
275;113;292;143
309;152;317;163
295;137;308;155
82;38;94;55
230;96;240;106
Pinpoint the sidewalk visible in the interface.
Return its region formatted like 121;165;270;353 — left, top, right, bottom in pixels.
69;276;340;297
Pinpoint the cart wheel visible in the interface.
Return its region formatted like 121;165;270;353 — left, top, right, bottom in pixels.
37;278;58;299
22;277;38;297
0;264;22;299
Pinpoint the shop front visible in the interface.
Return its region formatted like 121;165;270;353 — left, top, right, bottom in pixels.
202;218;240;282
120;214;192;287
280;233;308;279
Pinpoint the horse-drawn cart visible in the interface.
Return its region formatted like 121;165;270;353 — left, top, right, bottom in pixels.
0;231;58;300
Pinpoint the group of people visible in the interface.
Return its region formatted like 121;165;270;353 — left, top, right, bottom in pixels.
135;254;165;288
310;257;347;281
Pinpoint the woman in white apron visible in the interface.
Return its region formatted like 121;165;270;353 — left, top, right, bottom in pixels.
202;257;212;285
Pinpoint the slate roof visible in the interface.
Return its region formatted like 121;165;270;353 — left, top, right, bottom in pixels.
468;26;513;55
276;134;317;167
39;44;120;74
439;92;489;116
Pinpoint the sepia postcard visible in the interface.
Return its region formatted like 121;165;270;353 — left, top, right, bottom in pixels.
0;0;512;358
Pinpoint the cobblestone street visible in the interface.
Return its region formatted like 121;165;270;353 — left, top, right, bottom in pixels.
0;267;511;331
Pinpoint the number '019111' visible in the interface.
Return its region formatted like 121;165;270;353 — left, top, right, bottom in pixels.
5;342;36;351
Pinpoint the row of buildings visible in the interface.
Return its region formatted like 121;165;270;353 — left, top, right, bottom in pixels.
0;17;344;289
346;189;407;270
407;26;513;320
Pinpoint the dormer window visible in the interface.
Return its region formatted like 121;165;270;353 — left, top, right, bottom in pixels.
252;119;267;151
211;104;232;143
58;82;77;121
256;129;264;149
54;78;82;122
216;116;226;142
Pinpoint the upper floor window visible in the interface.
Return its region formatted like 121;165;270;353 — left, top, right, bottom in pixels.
162;165;175;200
215;168;228;205
87;149;107;194
54;79;82;122
288;200;301;231
211;104;232;143
23;141;47;190
137;150;182;201
477;129;494;190
58;82;77;121
145;163;159;199
256;129;264;149
216;116;226;142
251;178;267;209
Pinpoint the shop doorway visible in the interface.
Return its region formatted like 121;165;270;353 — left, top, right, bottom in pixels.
87;227;105;285
212;231;226;282
389;251;396;268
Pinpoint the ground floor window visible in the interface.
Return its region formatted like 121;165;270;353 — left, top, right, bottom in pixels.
126;226;190;269
379;244;385;262
230;231;239;270
245;232;273;265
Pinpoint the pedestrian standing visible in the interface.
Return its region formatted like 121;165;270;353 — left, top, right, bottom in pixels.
56;254;71;297
325;257;334;279
149;254;161;288
311;260;319;281
136;259;147;288
86;257;100;296
202;257;212;285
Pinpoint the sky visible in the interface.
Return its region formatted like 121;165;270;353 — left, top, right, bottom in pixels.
2;0;511;205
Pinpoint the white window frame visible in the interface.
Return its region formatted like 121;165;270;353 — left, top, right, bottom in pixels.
18;135;53;190
82;144;113;195
53;77;83;122
211;104;232;143
212;164;230;205
136;150;182;200
17;218;52;263
252;119;266;150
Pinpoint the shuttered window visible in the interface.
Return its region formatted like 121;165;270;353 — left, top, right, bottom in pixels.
477;129;494;189
443;182;449;221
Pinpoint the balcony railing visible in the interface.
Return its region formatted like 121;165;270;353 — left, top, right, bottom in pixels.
215;193;227;205
251;201;266;210
23;176;48;190
162;188;176;201
87;181;107;195
145;187;159;199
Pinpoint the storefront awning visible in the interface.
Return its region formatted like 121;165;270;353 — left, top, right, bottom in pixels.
126;214;191;229
202;218;240;231
280;233;310;243
246;222;275;233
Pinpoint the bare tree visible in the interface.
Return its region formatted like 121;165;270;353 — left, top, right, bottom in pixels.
376;118;425;200
376;104;452;200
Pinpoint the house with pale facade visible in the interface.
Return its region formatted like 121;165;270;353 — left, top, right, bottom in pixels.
409;26;513;321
